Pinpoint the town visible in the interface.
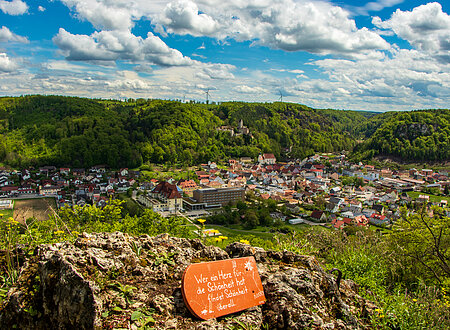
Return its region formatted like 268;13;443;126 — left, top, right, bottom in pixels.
1;153;448;233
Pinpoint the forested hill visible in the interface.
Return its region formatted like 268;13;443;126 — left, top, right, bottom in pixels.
0;95;447;168
352;110;450;162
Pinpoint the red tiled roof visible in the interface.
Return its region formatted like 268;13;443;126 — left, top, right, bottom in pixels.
152;181;182;199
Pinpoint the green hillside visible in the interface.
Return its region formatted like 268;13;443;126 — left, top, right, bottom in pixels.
353;109;450;161
0;95;448;168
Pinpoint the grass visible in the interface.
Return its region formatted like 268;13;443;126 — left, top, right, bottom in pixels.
0;207;14;220
207;224;275;239
13;198;56;222
407;191;450;203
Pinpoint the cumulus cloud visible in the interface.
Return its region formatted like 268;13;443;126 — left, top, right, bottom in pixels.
38;5;45;12
59;0;390;57
195;63;235;80
159;0;219;36
298;48;450;103
53;28;193;66
0;26;28;43
106;71;154;91
0;53;19;72
0;0;28;15
155;0;390;56
373;2;450;61
233;85;267;94
60;0;136;30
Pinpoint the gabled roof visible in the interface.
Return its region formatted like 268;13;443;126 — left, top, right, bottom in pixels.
152;181;182;199
310;210;325;219
263;153;276;159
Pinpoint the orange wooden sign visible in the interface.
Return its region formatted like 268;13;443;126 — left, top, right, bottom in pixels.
182;257;266;320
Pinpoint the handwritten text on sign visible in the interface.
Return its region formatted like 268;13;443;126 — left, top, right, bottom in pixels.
182;257;266;320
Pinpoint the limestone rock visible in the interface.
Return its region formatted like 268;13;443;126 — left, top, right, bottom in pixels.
0;232;376;329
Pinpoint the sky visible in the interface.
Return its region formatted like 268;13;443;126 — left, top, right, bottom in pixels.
0;0;449;111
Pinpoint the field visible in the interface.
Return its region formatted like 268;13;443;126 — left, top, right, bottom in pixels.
407;191;450;204
13;198;57;223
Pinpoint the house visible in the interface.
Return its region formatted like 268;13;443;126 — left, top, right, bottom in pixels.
369;214;389;226
258;153;276;165
18;186;36;195
1;186;18;197
178;179;199;197
39;166;56;176
421;169;433;177
21;170;31;180
149;181;183;213
362;208;376;217
329;173;340;181
240;157;253;164
73;169;85;177
90;165;106;173
60;168;71;175
332;218;345;230
0;176;9;187
0;199;13;209
39;185;61;196
310;210;327;222
326;202;340;213
373;204;385;214
353;215;369;227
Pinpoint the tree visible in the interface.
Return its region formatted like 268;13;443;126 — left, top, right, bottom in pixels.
243;209;259;229
390;206;450;286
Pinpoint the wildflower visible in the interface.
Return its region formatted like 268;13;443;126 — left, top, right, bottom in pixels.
240;239;250;245
72;231;80;236
7;217;18;225
54;230;65;235
197;219;206;224
219;236;228;240
215;237;222;242
412;299;417;302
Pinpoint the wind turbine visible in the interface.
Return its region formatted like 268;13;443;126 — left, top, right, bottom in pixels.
278;90;283;103
205;89;211;104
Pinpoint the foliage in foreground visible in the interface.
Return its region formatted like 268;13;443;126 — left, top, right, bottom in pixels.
1;201;449;329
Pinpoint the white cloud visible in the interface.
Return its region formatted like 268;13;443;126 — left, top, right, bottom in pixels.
60;0;135;30
160;0;219;36
58;1;390;57
373;2;450;62
296;48;450;106
233;85;267;94
106;71;153;91
289;69;304;74
156;0;390;56
352;0;405;15
38;5;45;12
53;28;193;66
195;63;235;80
0;53;19;72
0;26;28;43
0;0;28;15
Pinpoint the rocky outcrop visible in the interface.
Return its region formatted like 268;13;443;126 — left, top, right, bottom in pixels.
0;232;376;329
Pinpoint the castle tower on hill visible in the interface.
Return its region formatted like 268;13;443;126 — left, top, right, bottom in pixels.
236;119;250;135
